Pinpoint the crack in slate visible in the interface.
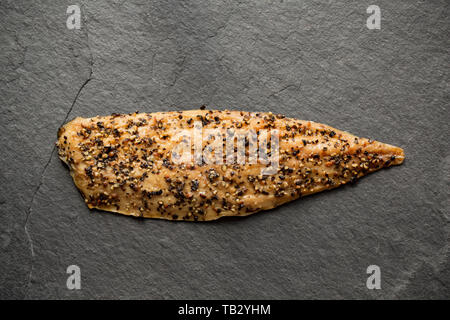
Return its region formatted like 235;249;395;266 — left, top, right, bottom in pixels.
23;3;94;298
169;55;187;88
267;84;298;99
390;243;450;298
151;52;156;79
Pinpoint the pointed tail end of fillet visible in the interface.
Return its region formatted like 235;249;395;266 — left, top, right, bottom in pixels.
360;139;405;168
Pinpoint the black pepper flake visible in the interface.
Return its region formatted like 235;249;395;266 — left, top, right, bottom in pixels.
144;189;163;198
85;166;94;180
197;115;209;126
140;162;149;169
191;179;199;191
207;169;219;182
94;138;103;146
112;128;120;137
275;190;285;197
329;131;336;137
162;158;172;169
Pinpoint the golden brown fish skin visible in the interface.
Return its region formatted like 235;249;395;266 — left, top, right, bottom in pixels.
56;110;404;221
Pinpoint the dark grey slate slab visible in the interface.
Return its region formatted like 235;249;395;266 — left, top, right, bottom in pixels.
0;0;448;299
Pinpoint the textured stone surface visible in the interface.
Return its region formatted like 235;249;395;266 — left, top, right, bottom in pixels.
0;0;448;299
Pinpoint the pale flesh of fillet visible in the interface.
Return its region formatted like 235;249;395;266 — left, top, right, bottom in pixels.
57;110;404;221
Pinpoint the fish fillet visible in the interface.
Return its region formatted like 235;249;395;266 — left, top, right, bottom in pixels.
56;110;404;221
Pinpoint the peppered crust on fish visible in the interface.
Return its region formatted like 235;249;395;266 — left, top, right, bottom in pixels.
56;110;404;221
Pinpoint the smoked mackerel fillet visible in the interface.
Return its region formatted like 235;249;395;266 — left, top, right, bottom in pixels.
57;110;404;221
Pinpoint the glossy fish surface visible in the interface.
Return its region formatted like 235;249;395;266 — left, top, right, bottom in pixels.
57;110;404;221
